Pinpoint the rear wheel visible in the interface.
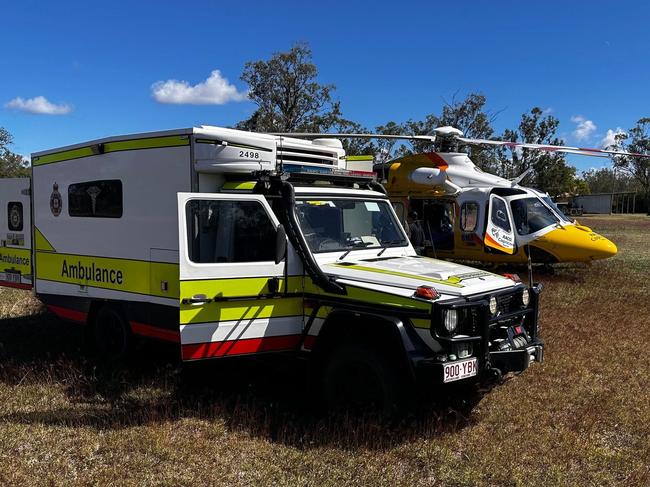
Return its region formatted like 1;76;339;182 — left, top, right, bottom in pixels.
93;305;132;362
322;342;409;416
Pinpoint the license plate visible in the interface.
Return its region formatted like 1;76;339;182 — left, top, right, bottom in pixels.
4;272;21;284
443;357;478;383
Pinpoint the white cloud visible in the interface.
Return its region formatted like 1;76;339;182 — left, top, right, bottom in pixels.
151;70;247;105
600;127;626;149
5;96;72;115
571;115;597;141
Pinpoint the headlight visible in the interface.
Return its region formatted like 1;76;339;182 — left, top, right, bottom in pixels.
489;296;498;315
443;309;458;333
522;288;530;307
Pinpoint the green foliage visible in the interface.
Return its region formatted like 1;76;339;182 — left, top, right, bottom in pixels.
0;127;30;178
498;108;577;196
400;93;499;170
580;167;639;194
237;43;341;133
610;118;650;213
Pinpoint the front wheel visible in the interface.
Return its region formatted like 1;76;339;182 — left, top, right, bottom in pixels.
321;342;410;416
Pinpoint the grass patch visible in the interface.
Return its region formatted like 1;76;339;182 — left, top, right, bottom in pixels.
1;216;649;485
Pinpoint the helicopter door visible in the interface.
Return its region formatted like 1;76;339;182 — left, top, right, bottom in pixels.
484;194;515;254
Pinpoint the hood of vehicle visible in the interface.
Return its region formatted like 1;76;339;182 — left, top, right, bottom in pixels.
323;256;515;297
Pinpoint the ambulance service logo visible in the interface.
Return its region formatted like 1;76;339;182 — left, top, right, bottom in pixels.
50;182;62;217
8;203;23;231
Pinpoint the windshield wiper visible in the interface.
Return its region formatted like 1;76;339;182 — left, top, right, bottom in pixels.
338;241;373;260
377;240;403;256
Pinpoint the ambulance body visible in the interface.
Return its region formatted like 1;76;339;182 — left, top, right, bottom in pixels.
0;178;32;289
1;126;543;409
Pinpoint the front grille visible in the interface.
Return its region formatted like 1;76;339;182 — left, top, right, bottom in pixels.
497;293;516;314
456;307;480;336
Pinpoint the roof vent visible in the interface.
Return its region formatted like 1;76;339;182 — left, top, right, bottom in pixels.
312;138;343;149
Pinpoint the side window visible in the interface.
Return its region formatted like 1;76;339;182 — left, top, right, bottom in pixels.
68;180;123;218
491;197;511;232
186;200;276;263
8;202;23;231
460;202;478;232
392;202;406;226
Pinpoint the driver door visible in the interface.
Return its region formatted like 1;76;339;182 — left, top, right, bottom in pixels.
484;194;516;255
177;192;304;361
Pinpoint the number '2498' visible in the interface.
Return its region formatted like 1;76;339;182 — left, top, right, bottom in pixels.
239;150;260;159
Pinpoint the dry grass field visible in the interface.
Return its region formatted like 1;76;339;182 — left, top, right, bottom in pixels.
1;215;649;486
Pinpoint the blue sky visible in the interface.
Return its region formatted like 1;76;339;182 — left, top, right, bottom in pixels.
2;0;649;172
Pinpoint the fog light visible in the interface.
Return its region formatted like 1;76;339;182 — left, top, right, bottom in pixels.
443;309;458;333
455;342;473;359
489;296;498;315
522;288;530;307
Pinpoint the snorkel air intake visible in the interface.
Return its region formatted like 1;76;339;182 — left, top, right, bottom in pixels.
279;180;346;295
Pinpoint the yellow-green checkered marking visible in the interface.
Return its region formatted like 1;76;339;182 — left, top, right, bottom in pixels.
33;135;190;166
330;263;464;288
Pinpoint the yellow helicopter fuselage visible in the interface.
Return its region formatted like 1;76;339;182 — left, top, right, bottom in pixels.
384;152;617;265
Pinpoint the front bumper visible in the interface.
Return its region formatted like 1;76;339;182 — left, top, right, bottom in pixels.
415;338;544;386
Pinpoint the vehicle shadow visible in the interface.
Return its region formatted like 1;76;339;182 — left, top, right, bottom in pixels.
0;312;478;450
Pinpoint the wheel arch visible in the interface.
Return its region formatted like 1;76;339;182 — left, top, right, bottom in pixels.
310;308;417;380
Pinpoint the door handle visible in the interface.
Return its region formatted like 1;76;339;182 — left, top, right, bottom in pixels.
181;294;213;305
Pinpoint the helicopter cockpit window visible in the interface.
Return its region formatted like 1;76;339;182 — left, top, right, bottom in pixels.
510;198;560;235
460;202;478;232
542;196;572;223
490;197;511;232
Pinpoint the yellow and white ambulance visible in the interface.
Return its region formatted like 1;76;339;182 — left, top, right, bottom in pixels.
1;126;543;410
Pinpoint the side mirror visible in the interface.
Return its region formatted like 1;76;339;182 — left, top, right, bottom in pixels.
275;224;287;265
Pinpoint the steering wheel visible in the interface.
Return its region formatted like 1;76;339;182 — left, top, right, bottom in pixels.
317;238;340;251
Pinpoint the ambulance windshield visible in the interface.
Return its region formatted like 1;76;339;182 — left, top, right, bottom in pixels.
510;197;560;235
295;198;408;253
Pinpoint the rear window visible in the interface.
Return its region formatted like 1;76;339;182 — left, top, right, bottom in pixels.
68;180;123;218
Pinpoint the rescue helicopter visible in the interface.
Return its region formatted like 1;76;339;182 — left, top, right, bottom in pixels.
275;127;650;265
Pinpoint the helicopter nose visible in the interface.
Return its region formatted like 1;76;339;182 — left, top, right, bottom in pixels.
588;235;617;260
535;225;617;262
571;224;617;260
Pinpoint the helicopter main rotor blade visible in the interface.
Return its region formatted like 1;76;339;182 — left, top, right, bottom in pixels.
271;132;437;142
456;136;650;159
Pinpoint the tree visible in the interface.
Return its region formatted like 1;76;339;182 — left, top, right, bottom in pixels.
400;93;501;172
499;108;577;196
237;43;341;133
580;167;639;194
0;127;30;178
610;118;650;214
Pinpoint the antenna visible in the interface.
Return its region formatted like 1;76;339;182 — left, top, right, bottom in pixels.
526;244;533;288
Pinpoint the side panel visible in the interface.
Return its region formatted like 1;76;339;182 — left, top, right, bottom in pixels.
32;142;192;337
177;192;304;361
0;178;32;289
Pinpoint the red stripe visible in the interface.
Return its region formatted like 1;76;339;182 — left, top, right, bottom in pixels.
425;152;449;170
182;334;301;360
48;304;88;323
130;321;180;343
0;281;32;290
303;335;316;350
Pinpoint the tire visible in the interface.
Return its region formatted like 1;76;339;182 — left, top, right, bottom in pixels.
93;305;132;363
321;341;410;416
